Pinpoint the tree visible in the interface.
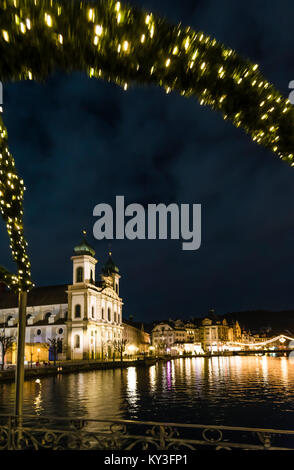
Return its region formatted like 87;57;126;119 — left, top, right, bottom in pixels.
48;338;62;366
0;323;15;370
113;339;128;363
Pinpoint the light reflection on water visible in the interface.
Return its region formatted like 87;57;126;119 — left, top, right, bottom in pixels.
0;356;293;428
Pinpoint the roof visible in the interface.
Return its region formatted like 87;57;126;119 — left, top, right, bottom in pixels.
102;252;119;275
74;236;95;257
0;284;68;309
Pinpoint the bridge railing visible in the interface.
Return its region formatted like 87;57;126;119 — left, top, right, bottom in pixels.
0;414;294;450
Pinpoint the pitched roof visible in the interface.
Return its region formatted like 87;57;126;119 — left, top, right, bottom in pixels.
0;285;68;309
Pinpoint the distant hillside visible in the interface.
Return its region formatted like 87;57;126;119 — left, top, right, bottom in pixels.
225;310;294;335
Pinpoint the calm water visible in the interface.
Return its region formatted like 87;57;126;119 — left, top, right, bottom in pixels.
0;356;293;429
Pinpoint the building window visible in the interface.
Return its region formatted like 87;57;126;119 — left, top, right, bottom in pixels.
117;314;120;324
115;283;118;294
58;328;63;335
76;267;83;283
108;307;111;321
75;304;81;318
74;335;80;348
102;308;105;319
114;311;117;322
45;312;51;322
92;306;95;319
90;269;94;283
36;329;41;336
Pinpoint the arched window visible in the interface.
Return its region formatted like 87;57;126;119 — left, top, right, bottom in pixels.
75;304;81;318
101;308;105;319
90;269;94;283
107;307;111;321
74;335;80;348
76;267;83;283
45;312;51;322
92;306;95;319
115;283;118;294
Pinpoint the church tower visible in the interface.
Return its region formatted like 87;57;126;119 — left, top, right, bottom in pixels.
100;251;121;295
71;231;97;285
66;232;98;359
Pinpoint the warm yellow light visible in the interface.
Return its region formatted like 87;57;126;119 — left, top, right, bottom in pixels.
123;40;129;51
141;34;145;43
44;13;52;27
95;25;103;36
165;58;171;67
2;30;9;42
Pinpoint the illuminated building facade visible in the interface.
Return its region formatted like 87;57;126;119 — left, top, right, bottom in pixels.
122;320;150;355
0;236;123;364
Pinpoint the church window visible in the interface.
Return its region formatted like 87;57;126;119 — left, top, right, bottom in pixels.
92;306;95;318
36;329;41;336
108;307;111;321
45;312;51;322
75;304;81;318
74;335;80;348
102;308;105;319
76;267;83;283
114;311;117;322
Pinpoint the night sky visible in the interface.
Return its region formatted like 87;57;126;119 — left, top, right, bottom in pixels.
1;0;294;322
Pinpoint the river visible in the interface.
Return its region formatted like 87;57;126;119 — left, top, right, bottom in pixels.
0;356;293;429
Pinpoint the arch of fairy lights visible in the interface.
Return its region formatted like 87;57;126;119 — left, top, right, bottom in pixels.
228;334;294;348
0;0;294;292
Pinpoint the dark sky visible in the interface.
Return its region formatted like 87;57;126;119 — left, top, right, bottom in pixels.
1;0;294;322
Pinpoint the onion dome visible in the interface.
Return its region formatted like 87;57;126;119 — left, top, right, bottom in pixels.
74;231;95;257
102;251;119;275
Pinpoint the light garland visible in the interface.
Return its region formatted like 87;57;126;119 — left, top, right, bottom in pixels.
228;334;294;348
0;0;293;291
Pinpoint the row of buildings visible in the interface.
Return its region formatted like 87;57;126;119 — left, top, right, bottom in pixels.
0;237;289;366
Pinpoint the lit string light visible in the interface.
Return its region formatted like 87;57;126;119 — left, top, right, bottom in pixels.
0;0;294;290
228;334;294;348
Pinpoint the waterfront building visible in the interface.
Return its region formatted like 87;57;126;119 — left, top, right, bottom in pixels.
0;236;124;365
151;321;187;352
122;320;151;356
151;315;243;353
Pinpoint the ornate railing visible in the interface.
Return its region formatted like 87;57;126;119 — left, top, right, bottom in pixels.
0;415;294;450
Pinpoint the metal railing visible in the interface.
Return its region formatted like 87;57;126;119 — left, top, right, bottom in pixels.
0;415;294;450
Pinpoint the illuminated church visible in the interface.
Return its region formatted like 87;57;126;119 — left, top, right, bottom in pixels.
0;235;123;363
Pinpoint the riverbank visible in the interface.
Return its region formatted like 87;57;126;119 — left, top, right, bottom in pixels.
0;351;289;384
0;357;158;383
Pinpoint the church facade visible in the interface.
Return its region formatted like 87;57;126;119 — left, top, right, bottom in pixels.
0;237;124;364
